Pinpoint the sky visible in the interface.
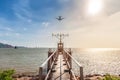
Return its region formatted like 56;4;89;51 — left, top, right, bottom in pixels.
0;0;120;48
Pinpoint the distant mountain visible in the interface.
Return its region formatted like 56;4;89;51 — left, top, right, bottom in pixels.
0;43;14;48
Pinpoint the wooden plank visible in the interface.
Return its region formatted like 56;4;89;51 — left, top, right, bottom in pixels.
51;53;70;80
39;49;84;80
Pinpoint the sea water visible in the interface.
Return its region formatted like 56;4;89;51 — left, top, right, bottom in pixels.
0;48;48;73
0;48;120;75
72;48;120;75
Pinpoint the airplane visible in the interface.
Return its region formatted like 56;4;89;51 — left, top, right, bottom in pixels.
56;16;64;21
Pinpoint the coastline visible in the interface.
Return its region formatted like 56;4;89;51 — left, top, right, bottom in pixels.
12;72;120;80
12;72;39;80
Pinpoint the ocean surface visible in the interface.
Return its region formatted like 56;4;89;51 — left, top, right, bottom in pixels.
0;48;120;75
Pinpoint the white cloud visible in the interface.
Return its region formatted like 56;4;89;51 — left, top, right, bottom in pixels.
1;0;120;47
65;11;120;48
27;19;32;23
5;27;14;31
53;0;120;48
42;22;50;27
0;40;10;44
0;27;13;32
23;28;27;31
14;12;26;20
15;33;21;36
13;0;32;22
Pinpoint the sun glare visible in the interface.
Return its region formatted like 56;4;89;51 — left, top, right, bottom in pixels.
87;0;103;15
87;48;118;52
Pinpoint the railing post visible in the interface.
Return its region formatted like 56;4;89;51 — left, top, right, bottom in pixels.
69;48;72;69
39;67;43;80
48;48;52;72
80;67;84;80
68;48;72;80
70;69;72;80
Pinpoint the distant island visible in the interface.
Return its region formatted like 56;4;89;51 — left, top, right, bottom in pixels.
0;42;25;48
0;42;14;48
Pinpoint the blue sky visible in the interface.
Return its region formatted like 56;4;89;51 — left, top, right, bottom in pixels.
0;0;120;48
0;0;74;47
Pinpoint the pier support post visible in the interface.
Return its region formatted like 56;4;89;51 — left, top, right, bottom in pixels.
69;48;72;69
69;49;72;80
39;67;43;80
80;67;84;80
70;69;72;80
48;48;52;72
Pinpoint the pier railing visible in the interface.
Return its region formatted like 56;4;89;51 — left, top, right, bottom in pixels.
39;48;84;80
39;49;58;80
63;49;84;80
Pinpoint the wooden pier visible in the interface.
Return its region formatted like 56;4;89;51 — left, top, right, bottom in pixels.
39;34;84;80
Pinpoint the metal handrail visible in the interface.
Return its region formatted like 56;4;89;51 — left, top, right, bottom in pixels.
65;58;78;80
41;50;56;67
39;49;84;80
64;49;82;67
64;49;84;80
44;52;58;80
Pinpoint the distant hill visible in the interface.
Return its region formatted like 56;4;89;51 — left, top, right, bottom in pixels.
0;43;14;48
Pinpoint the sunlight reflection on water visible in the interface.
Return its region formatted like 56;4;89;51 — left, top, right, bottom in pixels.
0;48;120;75
72;48;120;75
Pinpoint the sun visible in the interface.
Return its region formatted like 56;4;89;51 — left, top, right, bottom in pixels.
87;0;103;15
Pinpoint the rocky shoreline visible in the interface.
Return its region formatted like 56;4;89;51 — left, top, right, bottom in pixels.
12;73;120;80
12;72;39;80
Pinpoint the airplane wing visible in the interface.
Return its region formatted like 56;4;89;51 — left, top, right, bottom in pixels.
56;18;58;19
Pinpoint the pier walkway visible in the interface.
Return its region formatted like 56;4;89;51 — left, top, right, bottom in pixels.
51;54;70;80
39;49;84;80
39;34;84;80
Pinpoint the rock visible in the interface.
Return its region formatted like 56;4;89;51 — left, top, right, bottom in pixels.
93;74;101;76
86;74;94;77
36;75;39;77
31;77;39;80
12;74;23;78
21;73;26;77
97;76;102;80
103;74;106;77
12;74;17;78
85;78;91;80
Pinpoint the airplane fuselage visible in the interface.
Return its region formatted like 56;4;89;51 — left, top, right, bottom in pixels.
56;16;64;21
